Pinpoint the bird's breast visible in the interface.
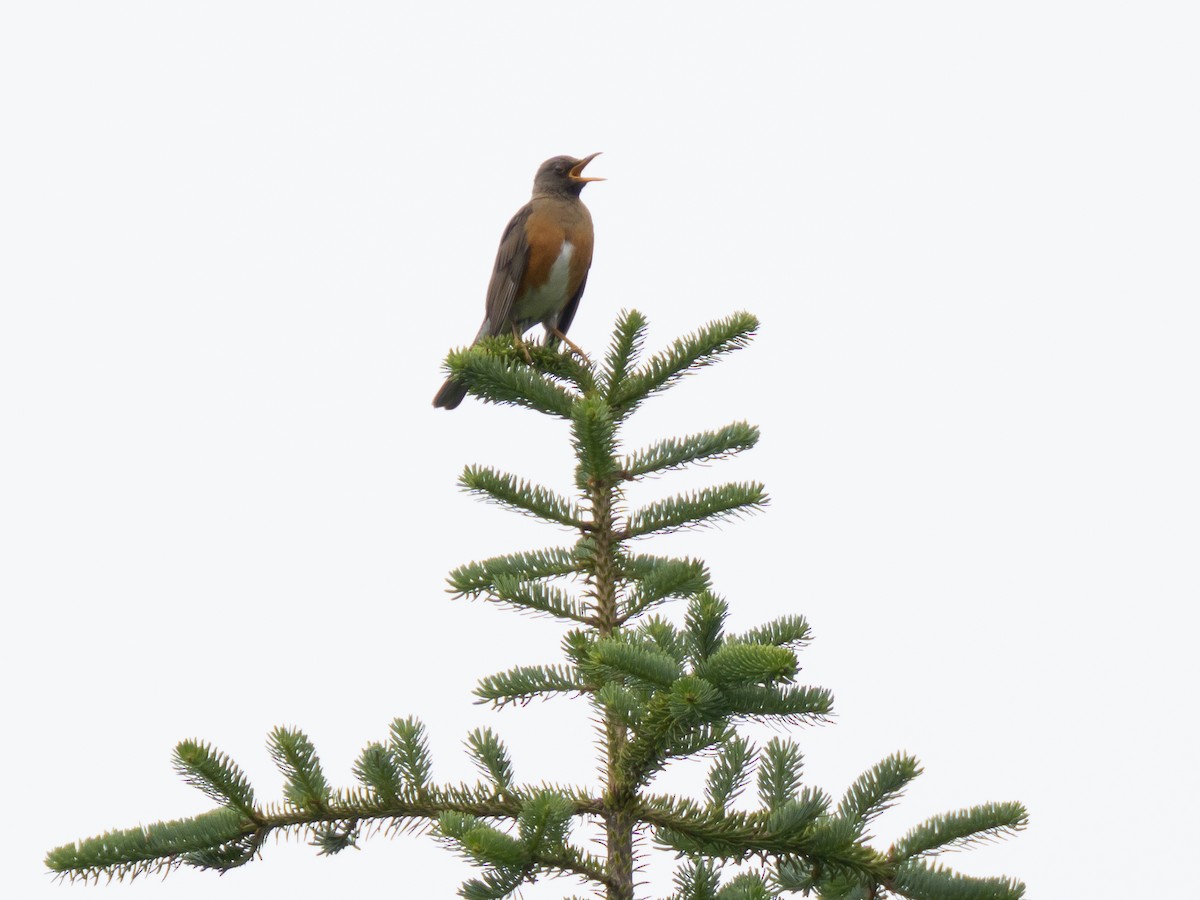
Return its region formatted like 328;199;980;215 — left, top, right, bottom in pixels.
515;241;575;326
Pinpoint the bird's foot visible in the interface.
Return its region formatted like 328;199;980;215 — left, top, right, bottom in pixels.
551;328;591;365
511;328;534;364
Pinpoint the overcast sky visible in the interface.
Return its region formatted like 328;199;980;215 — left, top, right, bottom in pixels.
3;3;1197;898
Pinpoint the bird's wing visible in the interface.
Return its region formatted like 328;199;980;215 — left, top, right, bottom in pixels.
552;271;588;338
481;202;533;338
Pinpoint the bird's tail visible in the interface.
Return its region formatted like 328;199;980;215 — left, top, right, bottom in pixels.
432;377;468;410
433;319;494;410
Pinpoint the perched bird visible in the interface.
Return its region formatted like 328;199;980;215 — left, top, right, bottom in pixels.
433;153;604;410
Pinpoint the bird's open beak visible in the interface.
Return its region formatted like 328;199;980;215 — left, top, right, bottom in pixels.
568;153;605;183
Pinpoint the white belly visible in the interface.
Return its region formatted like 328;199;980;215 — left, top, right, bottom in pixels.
515;241;573;328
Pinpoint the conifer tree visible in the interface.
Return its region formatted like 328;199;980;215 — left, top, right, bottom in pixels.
47;311;1027;899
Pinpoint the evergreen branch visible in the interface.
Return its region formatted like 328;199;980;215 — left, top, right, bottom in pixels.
623;482;768;538
504;794;615;893
389;717;434;791
763;788;829;840
718;871;774;899
48;774;593;882
684;592;729;662
516;790;575;851
431;809;475;837
572;395;618;488
172;739;258;820
772;857;819;894
837;753;923;828
475;664;586;707
666;676;726;725
253;779;531;826
891;802;1028;860
526;338;600;395
644;794;881;873
610;311;760;415
46;808;251;882
180;832;261;872
774;841;888;895
482;780;600;814
620;554;711;621
593;682;646;727
448;546;585;596
618;680;730;784
670;858;722;900
459;821;529;867
528;845;615;892
697;643;798;688
705;734;755;814
459;866;526;900
622;421;760;479
638;615;688;663
736;614;812;649
439;796;613;895
466;728;514;792
484;574;591;623
589;638;683;688
603;308;649;397
443;342;579;418
623;713;729;785
795;815;878;863
437;813;528;899
889;859;1026;900
268;727;330;811
620;550;711;585
724;684;834;722
638;795;738;845
757;738;804;810
354;742;402;803
460;466;586;529
561;628;596;668
622;701;725;779
311;820;360;856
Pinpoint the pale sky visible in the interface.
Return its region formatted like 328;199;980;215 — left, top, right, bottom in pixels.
3;3;1197;898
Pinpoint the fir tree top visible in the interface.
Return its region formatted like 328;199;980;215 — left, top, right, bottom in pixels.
47;311;1026;899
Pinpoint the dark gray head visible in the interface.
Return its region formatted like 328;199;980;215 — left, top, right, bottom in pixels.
532;153;604;198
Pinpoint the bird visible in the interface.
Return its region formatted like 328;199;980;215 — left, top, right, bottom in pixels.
433;153;604;410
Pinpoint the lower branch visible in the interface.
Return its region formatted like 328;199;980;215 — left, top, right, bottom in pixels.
48;790;604;882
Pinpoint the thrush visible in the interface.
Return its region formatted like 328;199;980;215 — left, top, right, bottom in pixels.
433;153;603;410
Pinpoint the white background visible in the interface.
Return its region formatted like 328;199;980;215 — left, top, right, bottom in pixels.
3;3;1197;897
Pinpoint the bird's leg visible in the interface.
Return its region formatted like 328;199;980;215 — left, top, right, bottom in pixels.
549;327;591;364
510;323;534;364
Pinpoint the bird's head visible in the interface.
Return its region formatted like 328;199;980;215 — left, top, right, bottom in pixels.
533;153;604;197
